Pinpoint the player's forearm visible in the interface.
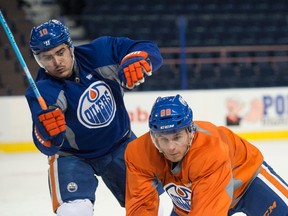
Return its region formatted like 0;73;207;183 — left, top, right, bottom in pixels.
126;200;159;216
125;174;159;215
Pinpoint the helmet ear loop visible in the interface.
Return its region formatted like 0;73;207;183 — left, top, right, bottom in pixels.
33;54;45;69
150;131;163;153
187;122;196;133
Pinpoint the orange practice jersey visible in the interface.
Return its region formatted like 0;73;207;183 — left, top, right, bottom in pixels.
125;121;264;216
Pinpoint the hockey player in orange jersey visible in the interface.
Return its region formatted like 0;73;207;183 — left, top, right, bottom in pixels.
125;94;288;216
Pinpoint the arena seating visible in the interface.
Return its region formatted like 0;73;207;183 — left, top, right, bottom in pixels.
0;0;287;95
0;1;39;95
59;0;288;90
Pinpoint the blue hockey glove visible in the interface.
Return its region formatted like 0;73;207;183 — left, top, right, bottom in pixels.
34;107;66;147
118;51;152;89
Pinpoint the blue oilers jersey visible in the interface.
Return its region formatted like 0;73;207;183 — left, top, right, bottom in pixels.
25;36;162;158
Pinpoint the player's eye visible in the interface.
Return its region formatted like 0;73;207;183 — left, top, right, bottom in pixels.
158;137;169;143
42;55;53;61
56;48;66;56
173;135;181;141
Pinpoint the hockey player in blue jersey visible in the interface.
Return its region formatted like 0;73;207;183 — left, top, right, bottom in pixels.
25;19;164;215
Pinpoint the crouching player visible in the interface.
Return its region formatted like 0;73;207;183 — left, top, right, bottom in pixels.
125;94;288;215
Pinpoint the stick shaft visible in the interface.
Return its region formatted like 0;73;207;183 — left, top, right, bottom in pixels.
0;10;47;110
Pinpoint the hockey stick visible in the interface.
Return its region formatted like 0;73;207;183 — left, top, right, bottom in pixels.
0;10;47;110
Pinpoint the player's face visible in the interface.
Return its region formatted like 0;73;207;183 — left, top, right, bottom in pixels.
155;129;193;162
37;44;74;79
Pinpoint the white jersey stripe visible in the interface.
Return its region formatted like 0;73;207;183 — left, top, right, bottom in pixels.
53;156;63;205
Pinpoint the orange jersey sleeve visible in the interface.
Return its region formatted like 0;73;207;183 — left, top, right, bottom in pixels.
214;123;264;204
125;132;166;216
125;121;264;216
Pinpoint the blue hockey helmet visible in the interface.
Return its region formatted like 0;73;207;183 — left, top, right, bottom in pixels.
149;94;193;134
30;19;73;55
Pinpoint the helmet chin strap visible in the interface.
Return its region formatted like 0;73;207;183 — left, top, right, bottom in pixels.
183;135;193;157
70;48;80;83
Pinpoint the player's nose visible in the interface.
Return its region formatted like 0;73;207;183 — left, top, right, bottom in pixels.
166;141;176;152
52;56;62;65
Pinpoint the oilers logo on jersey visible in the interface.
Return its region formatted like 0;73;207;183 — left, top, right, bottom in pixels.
77;81;116;128
164;183;191;212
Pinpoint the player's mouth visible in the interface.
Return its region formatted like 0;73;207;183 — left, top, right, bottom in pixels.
167;153;180;159
56;67;66;74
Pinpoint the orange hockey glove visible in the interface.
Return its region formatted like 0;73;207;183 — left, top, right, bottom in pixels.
35;107;66;146
118;51;152;89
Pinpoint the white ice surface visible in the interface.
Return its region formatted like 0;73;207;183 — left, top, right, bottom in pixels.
0;140;287;216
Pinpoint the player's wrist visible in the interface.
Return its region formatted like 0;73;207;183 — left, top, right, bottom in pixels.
120;51;148;64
